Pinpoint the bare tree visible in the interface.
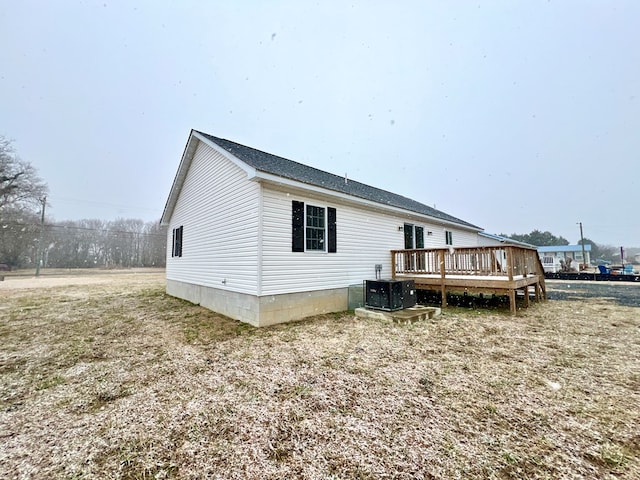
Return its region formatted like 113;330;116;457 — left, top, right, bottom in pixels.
0;138;168;269
0;208;40;267
0;137;48;268
141;221;167;267
44;218;166;269
0;137;48;212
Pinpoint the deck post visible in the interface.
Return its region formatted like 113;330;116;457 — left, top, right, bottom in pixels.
523;285;529;307
439;249;447;308
509;289;516;315
391;251;397;279
535;281;541;302
506;247;514;281
506;247;517;314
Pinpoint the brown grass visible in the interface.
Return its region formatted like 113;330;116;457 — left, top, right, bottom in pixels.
0;272;638;479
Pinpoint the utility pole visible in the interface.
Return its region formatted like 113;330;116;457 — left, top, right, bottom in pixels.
35;196;46;277
578;222;586;271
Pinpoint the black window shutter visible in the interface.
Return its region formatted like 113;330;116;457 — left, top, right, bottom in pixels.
328;207;337;253
415;226;424;249
292;201;304;252
178;226;183;257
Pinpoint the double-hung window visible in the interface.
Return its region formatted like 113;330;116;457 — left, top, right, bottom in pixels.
306;205;325;251
292;201;336;253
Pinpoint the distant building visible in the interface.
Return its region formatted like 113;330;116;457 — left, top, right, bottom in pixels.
537;245;592;272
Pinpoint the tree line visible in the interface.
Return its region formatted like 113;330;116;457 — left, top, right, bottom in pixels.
502;229;625;263
1;136;166;269
1;216;167;269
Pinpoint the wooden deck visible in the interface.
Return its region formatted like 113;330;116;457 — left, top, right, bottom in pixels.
391;246;547;314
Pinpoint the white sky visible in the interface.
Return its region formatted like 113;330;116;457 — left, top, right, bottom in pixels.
1;1;638;246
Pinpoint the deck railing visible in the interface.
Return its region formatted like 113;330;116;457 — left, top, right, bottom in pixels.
391;245;545;280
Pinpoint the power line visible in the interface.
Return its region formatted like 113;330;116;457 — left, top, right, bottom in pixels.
48;195;161;214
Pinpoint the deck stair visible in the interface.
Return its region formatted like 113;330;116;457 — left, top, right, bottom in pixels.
355;304;441;324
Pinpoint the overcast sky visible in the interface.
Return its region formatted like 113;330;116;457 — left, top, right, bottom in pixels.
1;1;638;247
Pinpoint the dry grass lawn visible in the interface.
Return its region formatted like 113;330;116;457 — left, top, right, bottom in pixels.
1;271;638;479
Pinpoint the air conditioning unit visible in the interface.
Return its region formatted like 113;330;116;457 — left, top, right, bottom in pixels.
364;279;416;311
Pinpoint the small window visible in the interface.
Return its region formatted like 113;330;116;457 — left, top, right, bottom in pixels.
172;226;183;257
445;230;453;246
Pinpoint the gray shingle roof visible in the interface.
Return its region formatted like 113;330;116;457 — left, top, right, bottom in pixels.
198;131;480;230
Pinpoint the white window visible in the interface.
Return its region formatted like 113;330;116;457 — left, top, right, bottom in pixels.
306;205;326;251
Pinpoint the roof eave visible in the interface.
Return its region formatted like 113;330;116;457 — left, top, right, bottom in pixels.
252;170;482;232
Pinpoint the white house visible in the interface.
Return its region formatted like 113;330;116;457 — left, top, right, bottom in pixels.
161;130;503;326
537;244;592;272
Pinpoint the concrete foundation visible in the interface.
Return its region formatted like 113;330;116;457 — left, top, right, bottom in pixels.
166;279;349;327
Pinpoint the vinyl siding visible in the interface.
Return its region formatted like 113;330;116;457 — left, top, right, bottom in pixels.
478;235;503;246
261;186;481;295
437;227;479;248
165;141;260;294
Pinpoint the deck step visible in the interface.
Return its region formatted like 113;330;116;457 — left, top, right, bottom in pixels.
355;305;441;324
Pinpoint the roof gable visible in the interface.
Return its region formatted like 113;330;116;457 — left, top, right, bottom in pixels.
196;131;480;230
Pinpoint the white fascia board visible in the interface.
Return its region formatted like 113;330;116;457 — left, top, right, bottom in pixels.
160;132;200;225
252;170;482;233
192;131;258;178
